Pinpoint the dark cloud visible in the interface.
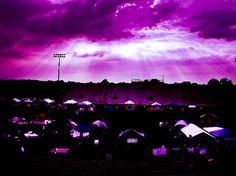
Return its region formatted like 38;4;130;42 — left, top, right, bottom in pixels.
154;0;181;21
0;0;133;55
0;0;51;27
0;0;181;42
0;49;24;58
182;0;236;40
22;0;123;37
0;26;20;49
0;0;53;57
1;0;236;59
0;25;26;58
189;9;236;40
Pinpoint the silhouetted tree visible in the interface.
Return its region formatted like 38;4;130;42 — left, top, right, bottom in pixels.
150;79;161;85
101;79;109;85
207;79;220;87
220;78;233;87
143;79;150;84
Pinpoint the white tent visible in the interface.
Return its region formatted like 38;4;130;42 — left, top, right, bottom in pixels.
63;99;77;104
43;98;55;104
92;120;108;129
13;97;21;103
151;101;162;106
174;120;188;127
124;100;135;104
119;129;145;137
78;100;92;105
203;127;230;137
180;123;215;138
203;127;224;133
22;98;33;103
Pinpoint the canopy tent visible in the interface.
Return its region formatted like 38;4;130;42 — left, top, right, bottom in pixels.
43;98;55;104
124;100;136;111
116;128;147;161
78;100;93;105
22;98;33;103
203;127;224;133
188;104;197;108
119;129;145;138
92;120;108;129
174;120;188;127
171;120;188;135
180;123;215;139
199;114;230;137
151;101;162;106
199;114;220;127
124;100;135;104
63;99;77;104
69;121;96;140
69;129;90;138
120;129;144;144
203;127;232;137
13;97;21;103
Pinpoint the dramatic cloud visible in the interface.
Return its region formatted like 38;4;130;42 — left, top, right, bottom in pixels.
0;0;235;84
181;0;236;40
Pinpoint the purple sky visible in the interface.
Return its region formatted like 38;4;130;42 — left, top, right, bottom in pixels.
0;0;236;84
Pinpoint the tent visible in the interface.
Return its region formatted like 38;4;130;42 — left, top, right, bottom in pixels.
124;100;135;104
119;129;145;138
78;100;93;105
43;98;54;104
22;98;33;103
124;100;136;111
180;123;215;139
13;97;21;103
203;127;232;137
63;99;77;104
117;129;146;159
174;120;188;127
92;120;108;129
199;114;220;127
119;129;145;144
151;101;162;106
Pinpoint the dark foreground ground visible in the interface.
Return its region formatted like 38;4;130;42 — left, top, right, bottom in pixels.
1;148;235;176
